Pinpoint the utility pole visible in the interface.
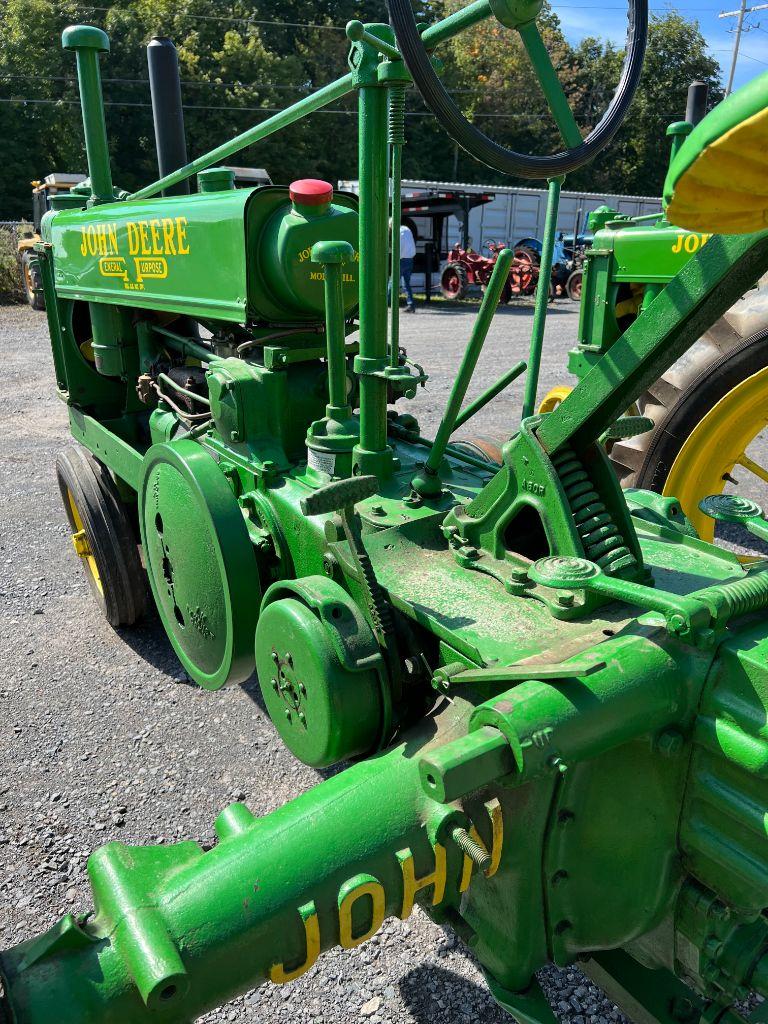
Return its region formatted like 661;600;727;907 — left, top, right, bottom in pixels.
719;1;768;94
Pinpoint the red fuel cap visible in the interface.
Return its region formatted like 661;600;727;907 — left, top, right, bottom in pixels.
289;178;333;206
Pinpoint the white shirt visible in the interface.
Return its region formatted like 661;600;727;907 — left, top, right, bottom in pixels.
399;225;416;259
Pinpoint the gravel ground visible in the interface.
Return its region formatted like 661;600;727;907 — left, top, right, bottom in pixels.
0;298;759;1024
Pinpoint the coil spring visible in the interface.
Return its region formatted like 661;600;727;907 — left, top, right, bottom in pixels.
552;446;637;576
697;573;768;619
388;84;406;145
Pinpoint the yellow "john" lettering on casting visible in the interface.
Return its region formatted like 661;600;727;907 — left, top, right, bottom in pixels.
671;232;713;255
269;799;503;985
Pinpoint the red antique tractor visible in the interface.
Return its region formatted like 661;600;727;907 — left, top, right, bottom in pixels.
440;238;541;302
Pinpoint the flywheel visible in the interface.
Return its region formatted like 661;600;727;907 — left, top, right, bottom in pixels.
139;439;260;689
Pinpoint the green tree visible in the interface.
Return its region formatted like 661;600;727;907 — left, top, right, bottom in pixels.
0;0;376;216
579;12;723;195
0;1;724;218
407;5;723;196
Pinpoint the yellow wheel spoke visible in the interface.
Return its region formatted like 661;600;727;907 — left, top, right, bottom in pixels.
736;452;768;486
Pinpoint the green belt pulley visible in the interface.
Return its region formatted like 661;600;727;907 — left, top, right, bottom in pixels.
139;439;260;689
255;575;389;768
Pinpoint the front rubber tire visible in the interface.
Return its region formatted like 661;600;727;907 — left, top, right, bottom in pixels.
56;445;147;627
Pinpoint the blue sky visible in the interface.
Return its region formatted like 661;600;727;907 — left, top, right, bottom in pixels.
551;0;768;91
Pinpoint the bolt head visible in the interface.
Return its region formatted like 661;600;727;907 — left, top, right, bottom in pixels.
667;613;688;635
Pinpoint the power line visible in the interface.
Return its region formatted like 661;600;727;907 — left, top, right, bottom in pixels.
0;74;328;90
0;97;546;119
45;5;348;30
0;73;503;96
45;2;736;27
717;1;768;91
0;95;691;123
712;45;768;65
554;3;728;6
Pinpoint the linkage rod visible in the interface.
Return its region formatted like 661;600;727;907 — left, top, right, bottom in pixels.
152;324;215;364
418;249;513;487
389;143;404;369
128;73;355;201
453;360;527;432
521;177;562;419
356;85;392;468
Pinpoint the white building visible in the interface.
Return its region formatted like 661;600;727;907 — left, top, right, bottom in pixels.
339;177;663;291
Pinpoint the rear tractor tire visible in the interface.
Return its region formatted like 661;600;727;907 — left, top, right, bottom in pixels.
566;269;583;301
440;262;469;300
610;310;768;541
56;445;147;627
513;245;540;268
21;252;45;311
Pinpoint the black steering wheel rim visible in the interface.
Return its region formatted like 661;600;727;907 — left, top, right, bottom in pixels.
386;0;648;179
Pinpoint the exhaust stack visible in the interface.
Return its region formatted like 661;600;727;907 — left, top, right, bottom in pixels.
685;80;708;127
147;36;189;196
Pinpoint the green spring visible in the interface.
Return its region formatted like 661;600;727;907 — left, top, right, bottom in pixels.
388;85;406;145
552;446;637;576
702;574;768;619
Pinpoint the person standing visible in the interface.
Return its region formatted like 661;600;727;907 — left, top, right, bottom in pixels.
389;220;417;313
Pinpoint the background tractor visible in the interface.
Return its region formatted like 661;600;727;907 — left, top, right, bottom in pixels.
440;237;541;300
4;7;768;1024
539;81;768;539
16;172;86;308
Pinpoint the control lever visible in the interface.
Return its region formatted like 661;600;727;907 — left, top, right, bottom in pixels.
301;478;400;679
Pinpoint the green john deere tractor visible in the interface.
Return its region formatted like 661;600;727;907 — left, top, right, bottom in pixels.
540;83;768;541
3;5;768;1024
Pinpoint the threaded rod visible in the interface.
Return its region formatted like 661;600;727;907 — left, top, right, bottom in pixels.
452;827;491;871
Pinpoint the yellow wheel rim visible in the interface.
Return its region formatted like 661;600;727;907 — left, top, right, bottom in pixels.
663;365;768;543
538;385;640;421
66;488;103;594
538;385;573;414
